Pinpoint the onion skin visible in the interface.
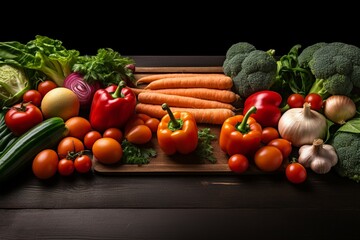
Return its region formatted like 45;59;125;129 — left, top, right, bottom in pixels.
63;72;101;110
323;95;356;124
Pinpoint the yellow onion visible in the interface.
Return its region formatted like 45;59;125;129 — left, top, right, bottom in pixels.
278;102;327;147
323;95;356;124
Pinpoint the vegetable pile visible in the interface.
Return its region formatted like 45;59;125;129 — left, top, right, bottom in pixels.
1;35;360;185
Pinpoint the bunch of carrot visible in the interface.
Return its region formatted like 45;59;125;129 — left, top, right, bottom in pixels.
132;73;240;125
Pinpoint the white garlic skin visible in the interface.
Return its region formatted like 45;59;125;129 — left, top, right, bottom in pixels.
278;103;327;147
298;139;338;174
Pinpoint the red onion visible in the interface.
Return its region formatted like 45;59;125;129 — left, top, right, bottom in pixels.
63;72;101;110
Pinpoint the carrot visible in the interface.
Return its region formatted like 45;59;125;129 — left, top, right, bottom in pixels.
130;87;146;95
144;75;233;90
137;92;236;110
130;87;240;103
135;103;235;125
136;73;205;85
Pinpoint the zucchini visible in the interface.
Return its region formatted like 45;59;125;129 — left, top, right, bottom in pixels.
0;117;68;183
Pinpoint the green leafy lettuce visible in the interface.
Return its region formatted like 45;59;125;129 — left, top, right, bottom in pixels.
0;35;79;86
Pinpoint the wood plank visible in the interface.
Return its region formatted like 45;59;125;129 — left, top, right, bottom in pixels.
135;66;224;73
1;169;358;209
1;209;359;240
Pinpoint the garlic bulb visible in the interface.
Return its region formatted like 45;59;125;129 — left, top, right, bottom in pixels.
278;102;327;147
298;138;338;174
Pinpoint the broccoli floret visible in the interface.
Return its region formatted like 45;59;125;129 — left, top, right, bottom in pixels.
223;42;256;79
299;42;360;99
223;42;277;98
225;42;256;60
298;42;327;68
330;130;360;182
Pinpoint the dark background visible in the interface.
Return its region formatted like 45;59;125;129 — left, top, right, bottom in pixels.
2;3;359;57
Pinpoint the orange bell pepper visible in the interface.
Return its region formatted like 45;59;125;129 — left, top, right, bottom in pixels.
219;106;262;156
157;103;198;155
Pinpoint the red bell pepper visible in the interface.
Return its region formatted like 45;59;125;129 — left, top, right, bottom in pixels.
89;81;136;132
243;90;282;127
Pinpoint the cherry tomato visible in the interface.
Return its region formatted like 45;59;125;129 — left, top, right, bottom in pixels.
261;127;280;144
267;138;292;159
32;149;59;180
145;118;160;133
74;154;92;173
136;113;151;122
37;80;58;97
5;102;43;136
126;124;152;145
23;89;42;107
287;93;305;108
228;154;249;174
254;146;283;172
65;116;92;141
92;138;123;164
58;158;75;176
305;93;323;111
84;130;102;149
124;117;145;136
286;162;307;184
57;136;85;159
103;128;123;143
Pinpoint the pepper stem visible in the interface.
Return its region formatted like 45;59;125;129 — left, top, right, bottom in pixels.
111;81;126;98
162;103;183;131
237;106;257;134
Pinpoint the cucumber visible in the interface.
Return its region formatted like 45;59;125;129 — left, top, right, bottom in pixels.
0;124;10;138
0;136;18;155
0;117;68;183
0;131;16;152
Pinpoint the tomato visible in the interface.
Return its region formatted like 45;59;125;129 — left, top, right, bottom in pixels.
92;137;123;164
126;124;152;144
32;149;59;180
305;93;323;111
228;154;249;174
261;127;280;144
145;118;160;133
103;128;123;143
254;146;283;172
74;154;92;173
65;116;92;141
286;162;307;184
5;102;43;136
136;113;151;122
57;136;85;159
58;158;75;176
84;130;102;149
37;80;58;97
23;89;42;107
287;93;305;108
267;138;292;159
124;117;145;136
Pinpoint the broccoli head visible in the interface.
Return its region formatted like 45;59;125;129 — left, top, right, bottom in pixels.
298;42;360;99
297;42;327;68
222;42;277;98
223;42;256;78
330;130;360;182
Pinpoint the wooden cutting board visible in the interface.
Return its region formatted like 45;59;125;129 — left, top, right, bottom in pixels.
93;66;263;175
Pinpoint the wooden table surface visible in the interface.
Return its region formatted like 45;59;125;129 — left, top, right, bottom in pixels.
1;56;359;240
